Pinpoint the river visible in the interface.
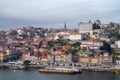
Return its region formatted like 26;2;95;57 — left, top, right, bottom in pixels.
0;69;120;80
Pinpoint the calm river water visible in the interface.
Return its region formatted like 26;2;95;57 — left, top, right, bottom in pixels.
0;69;120;80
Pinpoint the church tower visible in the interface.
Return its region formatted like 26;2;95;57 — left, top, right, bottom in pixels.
64;22;67;30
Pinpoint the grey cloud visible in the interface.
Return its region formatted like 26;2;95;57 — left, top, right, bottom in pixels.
0;0;120;30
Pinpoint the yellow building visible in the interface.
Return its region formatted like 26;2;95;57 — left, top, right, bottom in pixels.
79;57;89;63
79;57;98;64
0;52;8;62
90;57;98;64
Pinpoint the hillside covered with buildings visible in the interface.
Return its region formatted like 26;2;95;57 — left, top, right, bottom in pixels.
0;20;120;68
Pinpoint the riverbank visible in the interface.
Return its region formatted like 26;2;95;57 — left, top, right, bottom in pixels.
0;63;120;74
0;63;44;70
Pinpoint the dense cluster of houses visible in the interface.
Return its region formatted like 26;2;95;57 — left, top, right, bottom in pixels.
0;20;120;67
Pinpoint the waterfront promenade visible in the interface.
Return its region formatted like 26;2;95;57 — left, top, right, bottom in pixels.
0;62;120;72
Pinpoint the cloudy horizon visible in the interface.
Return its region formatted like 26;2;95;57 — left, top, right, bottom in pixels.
0;0;120;30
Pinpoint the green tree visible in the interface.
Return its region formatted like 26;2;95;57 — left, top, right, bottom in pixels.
82;47;87;52
47;40;55;48
111;50;120;56
56;39;68;46
93;23;100;29
23;60;31;65
66;48;78;55
117;34;120;40
100;41;111;52
72;42;81;48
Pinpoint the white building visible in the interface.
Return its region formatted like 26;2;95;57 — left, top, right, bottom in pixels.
69;33;82;40
54;54;72;62
54;31;83;40
80;40;103;49
78;22;93;35
115;40;120;48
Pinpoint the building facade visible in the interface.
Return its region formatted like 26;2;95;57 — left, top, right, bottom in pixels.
78;22;93;35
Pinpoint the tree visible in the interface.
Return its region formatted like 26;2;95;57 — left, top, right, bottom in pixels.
47;40;55;48
56;39;68;46
71;42;81;49
82;47;87;52
23;60;31;65
93;23;100;29
66;48;78;55
99;41;111;52
117;34;120;40
111;50;120;56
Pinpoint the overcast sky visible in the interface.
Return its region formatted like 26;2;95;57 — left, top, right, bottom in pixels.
0;0;120;30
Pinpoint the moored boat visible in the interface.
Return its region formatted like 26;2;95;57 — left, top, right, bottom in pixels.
38;67;82;74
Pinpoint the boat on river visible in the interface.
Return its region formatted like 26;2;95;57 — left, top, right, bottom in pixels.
38;67;82;74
